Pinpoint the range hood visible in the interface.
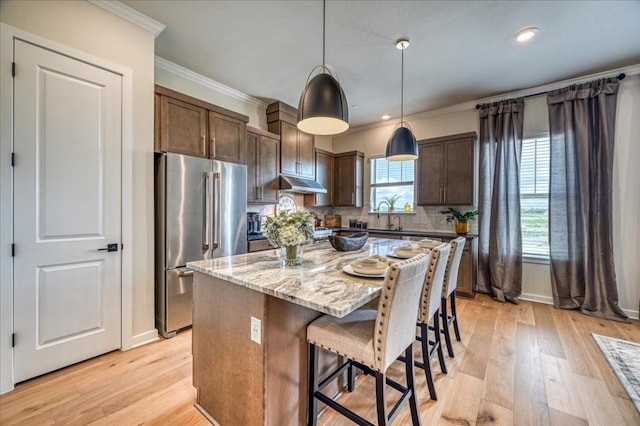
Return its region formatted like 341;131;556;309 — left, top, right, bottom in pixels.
279;175;327;194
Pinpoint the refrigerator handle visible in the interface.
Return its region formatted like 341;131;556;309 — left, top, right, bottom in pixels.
203;171;213;250
212;172;221;249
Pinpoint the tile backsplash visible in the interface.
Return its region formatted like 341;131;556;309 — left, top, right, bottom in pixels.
249;196;478;234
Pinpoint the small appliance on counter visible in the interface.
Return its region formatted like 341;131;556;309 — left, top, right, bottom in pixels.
247;213;264;240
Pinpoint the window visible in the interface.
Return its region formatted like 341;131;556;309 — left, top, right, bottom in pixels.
520;135;550;257
369;157;415;212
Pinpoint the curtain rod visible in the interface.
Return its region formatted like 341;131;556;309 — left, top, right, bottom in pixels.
474;73;626;110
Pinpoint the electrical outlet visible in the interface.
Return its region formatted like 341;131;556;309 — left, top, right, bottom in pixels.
250;316;261;344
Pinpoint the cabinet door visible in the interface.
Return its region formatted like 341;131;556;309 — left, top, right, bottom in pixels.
417;142;444;205
334;155;356;206
257;136;280;203
154;93;161;152
280;122;298;176
306;151;333;207
455;246;474;298
444;138;474;205
298;130;315;179
246;132;259;202
160;95;207;158
209;112;247;164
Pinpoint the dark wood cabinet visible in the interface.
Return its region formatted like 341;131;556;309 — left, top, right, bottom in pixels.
266;102;315;180
333;151;364;207
417;132;476;206
159;95;208;158
247;127;280;204
154;85;249;162
444;238;475;298
304;149;334;207
209;111;247;164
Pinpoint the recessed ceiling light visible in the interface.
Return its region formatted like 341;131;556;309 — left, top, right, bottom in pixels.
515;27;538;43
381;114;391;120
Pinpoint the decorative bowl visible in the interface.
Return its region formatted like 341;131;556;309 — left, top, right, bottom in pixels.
328;231;369;251
394;243;425;258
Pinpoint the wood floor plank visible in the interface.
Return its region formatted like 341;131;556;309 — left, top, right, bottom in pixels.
2;294;638;426
532;303;566;359
539;354;585;419
513;322;551;426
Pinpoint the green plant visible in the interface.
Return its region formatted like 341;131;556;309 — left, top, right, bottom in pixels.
382;194;401;209
440;207;479;223
264;210;315;247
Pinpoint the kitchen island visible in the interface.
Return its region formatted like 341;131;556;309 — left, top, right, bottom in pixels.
187;238;402;426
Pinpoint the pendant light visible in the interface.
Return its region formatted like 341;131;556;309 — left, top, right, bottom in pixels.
385;38;418;161
297;0;349;136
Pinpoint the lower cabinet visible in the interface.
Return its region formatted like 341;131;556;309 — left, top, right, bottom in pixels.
247;239;275;253
450;239;474;298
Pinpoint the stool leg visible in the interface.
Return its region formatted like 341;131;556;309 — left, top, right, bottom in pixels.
347;360;355;392
420;323;437;401
375;371;388;425
451;293;461;341
404;344;422;426
307;343;319;426
433;309;447;374
441;297;455;357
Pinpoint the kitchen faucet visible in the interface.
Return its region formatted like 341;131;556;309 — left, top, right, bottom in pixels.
393;215;402;231
376;201;393;230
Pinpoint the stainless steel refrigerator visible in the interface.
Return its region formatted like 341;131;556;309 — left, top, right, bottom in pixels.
155;153;247;338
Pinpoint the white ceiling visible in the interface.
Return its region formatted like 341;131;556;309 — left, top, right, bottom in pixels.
122;0;640;128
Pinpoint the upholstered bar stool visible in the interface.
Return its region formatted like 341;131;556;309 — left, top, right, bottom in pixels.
414;244;450;401
306;254;430;426
440;237;466;358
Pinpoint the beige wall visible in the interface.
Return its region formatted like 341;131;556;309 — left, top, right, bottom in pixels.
0;0;157;394
332;77;640;318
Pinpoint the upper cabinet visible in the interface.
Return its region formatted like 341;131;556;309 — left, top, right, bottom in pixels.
417;132;477;206
304;149;334;207
247;127;280;204
334;151;364;208
154;85;249;163
266;102;315;180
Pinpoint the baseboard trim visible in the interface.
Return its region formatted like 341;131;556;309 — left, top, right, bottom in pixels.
520;293;554;305
123;329;159;350
622;308;639;320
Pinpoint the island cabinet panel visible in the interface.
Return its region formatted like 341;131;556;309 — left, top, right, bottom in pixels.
192;273;341;426
154;85;249;160
208;111;247;164
417;131;477;206
267;101;316;180
159;95;208;158
334;151;364;207
247;127;280;203
305;149;334;207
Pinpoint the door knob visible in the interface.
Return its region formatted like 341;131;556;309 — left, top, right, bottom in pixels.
97;243;119;252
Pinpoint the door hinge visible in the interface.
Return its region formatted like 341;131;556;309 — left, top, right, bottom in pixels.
11;333;15;348
11;152;15;167
11;62;15;77
11;243;15;257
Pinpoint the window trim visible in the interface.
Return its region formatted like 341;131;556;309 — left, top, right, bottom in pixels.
369;155;416;213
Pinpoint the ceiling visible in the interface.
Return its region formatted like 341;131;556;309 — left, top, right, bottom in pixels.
122;0;640;128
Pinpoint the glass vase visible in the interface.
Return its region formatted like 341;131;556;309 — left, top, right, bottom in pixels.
280;245;303;266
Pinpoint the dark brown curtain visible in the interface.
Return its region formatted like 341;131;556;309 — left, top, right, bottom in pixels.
547;78;628;322
478;99;524;303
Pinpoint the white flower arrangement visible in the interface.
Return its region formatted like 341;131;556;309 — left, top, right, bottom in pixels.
264;210;315;248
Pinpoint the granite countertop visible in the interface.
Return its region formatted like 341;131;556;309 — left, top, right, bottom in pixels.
188;238;413;318
335;227;478;239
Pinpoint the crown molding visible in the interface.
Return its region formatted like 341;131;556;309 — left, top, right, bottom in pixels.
88;0;166;38
155;56;265;108
346;63;640;136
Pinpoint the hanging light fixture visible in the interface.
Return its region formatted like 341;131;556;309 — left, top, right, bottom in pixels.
297;0;349;136
385;38;418;161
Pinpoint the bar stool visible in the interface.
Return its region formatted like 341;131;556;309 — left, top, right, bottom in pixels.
440;237;466;358
414;244;450;401
306;253;430;426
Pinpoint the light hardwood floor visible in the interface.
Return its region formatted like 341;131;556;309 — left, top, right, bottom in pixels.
1;295;638;425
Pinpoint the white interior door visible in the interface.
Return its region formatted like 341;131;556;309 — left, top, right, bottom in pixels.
13;39;122;382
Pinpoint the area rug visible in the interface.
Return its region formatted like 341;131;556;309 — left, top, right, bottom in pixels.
593;333;640;412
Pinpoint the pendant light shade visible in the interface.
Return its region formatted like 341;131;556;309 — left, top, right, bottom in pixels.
386;123;418;161
385;38;418;161
297;0;349;136
298;69;349;135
